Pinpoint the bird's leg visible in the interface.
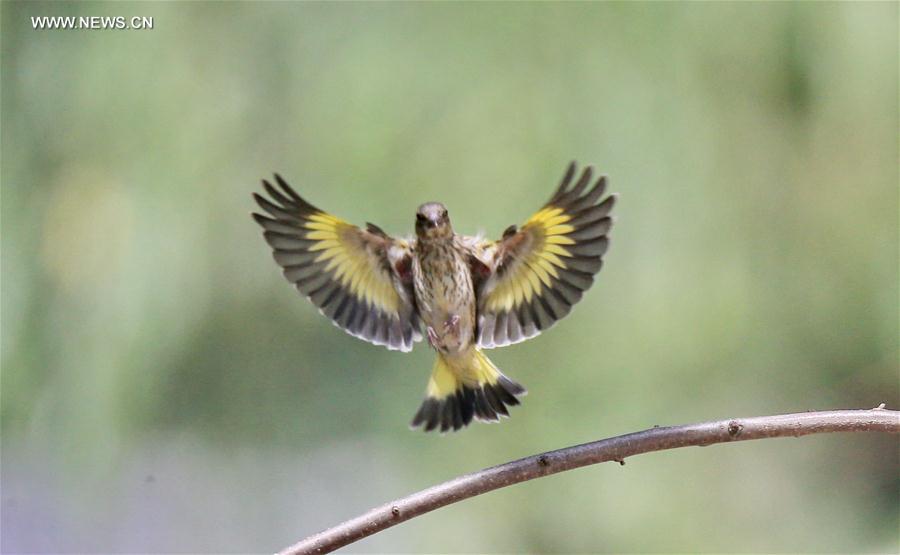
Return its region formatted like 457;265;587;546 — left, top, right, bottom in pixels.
426;326;441;350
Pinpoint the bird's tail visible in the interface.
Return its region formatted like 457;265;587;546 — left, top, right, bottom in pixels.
410;348;526;432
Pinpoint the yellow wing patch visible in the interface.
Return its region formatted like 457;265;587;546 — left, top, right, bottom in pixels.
303;212;400;314
485;207;575;313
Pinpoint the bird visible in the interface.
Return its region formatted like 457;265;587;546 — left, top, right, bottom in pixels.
251;162;616;432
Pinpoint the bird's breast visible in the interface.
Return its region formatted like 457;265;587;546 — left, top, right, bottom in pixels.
413;241;476;345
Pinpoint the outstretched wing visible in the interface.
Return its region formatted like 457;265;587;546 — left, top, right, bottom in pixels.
252;175;422;351
471;162;616;348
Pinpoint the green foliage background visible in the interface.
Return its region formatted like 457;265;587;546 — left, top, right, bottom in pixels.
2;2;897;553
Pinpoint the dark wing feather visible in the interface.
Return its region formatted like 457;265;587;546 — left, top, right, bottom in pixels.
252;174;421;351
472;162;616;348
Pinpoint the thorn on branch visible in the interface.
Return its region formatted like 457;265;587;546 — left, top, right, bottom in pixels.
613;458;625;466
873;402;886;410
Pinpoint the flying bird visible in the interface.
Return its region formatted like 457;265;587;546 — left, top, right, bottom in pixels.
252;162;616;432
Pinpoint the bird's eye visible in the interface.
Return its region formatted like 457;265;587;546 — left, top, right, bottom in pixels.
416;213;427;222
441;210;448;218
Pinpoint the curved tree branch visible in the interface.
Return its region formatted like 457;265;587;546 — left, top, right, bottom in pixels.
279;407;899;555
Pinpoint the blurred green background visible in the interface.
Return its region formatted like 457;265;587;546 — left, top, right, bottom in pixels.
2;2;898;553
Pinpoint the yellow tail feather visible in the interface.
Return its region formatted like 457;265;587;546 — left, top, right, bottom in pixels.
410;348;526;433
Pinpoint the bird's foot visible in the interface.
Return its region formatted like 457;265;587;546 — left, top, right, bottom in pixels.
443;314;460;336
427;316;460;352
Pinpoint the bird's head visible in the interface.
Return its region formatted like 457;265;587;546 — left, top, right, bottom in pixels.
415;202;452;240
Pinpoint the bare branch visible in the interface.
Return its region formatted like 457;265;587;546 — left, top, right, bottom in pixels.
278;407;899;555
